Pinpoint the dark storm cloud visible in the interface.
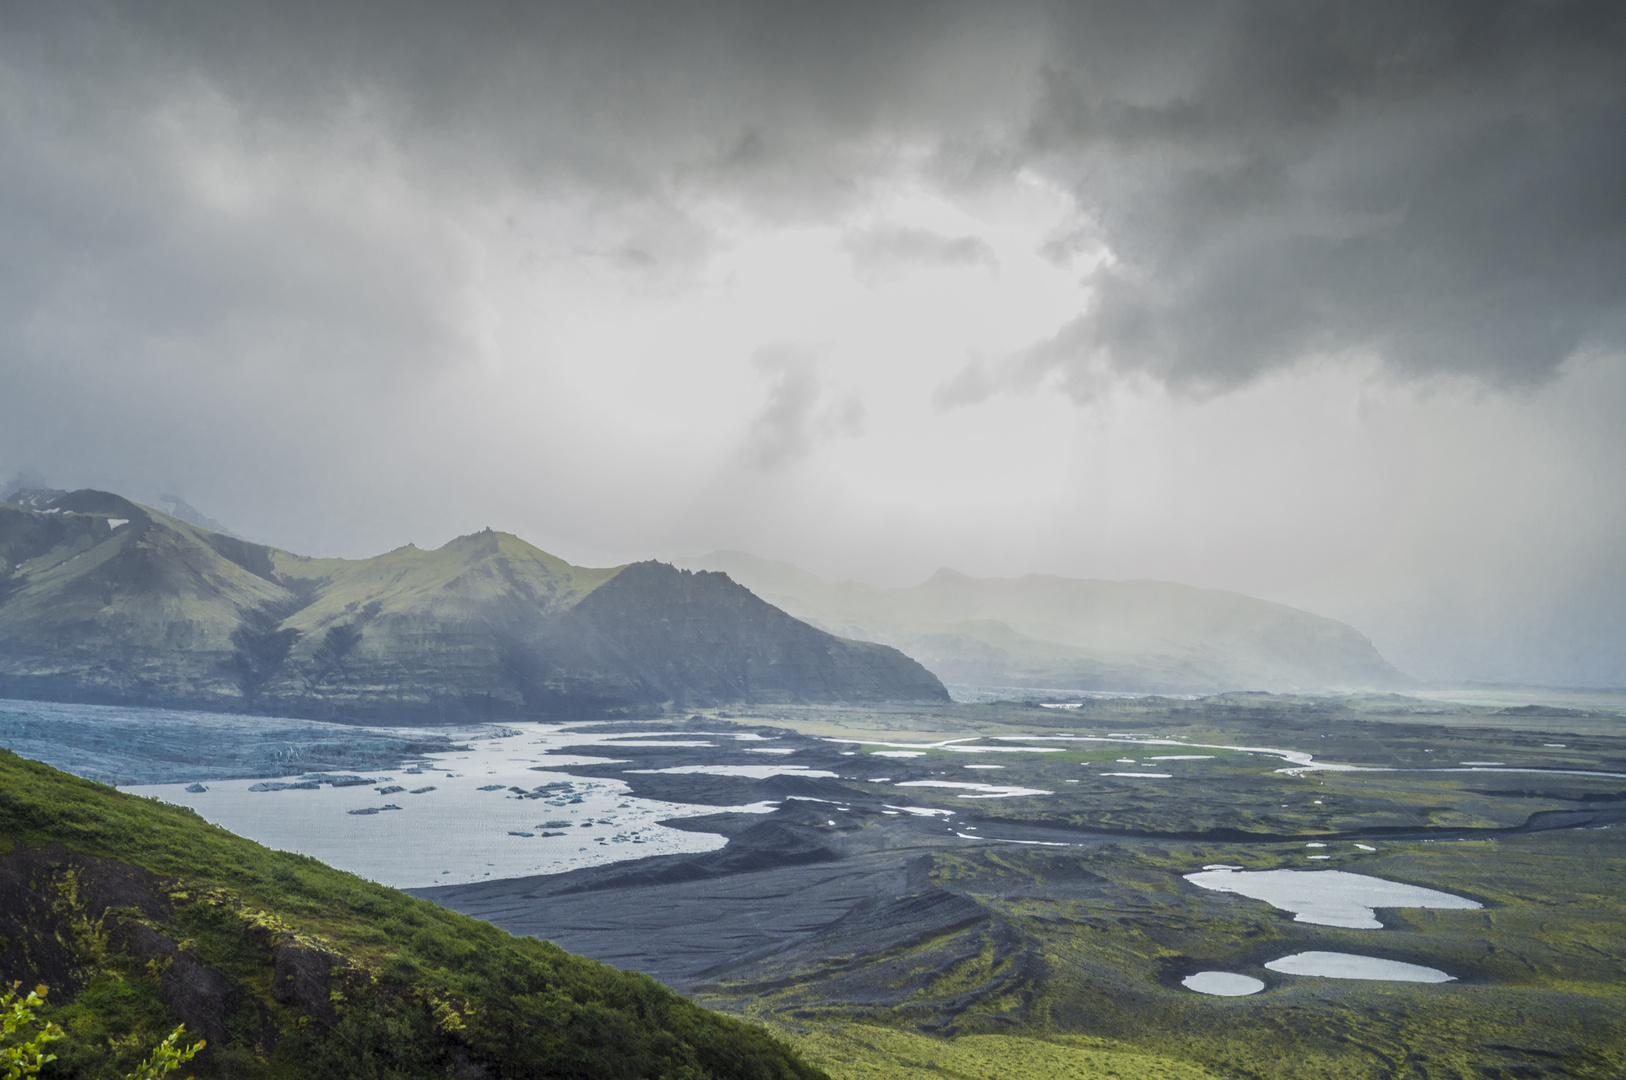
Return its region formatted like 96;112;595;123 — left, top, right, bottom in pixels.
2;0;1012;199
994;0;1626;395
0;0;1024;404
0;2;498;396
6;0;1621;405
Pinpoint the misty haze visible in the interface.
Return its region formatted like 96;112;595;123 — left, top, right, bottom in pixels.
1;3;1622;1079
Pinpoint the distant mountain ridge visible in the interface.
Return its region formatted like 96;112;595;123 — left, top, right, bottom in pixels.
675;551;1413;695
157;491;239;536
0;491;946;719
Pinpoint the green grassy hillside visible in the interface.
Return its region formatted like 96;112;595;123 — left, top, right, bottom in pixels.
0;492;946;719
678;551;1411;694
0;748;827;1079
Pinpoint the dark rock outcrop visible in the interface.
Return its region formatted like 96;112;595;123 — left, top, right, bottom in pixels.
158;946;239;1051
271;938;339;1027
0;844;285;1058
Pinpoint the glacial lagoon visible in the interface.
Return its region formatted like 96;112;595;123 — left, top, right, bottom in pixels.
123;725;781;889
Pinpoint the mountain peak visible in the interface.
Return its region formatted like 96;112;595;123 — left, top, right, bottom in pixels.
0;490;946;717
3;487;68;509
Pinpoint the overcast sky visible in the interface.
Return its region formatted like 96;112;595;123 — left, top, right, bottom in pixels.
2;1;1623;686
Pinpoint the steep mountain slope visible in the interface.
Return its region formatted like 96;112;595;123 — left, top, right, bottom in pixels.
553;561;945;707
676;551;1412;694
0;749;827;1079
0;492;945;718
0;491;292;705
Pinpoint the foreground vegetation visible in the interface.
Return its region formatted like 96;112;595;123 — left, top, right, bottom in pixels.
3;983;200;1080
0;749;826;1079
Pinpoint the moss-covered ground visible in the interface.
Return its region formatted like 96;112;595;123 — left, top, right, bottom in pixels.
786;1026;1223;1080
724;830;1624;1078
681;695;1626;1080
0;749;827;1079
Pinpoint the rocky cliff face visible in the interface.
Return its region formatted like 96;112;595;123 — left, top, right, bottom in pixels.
0;491;946;719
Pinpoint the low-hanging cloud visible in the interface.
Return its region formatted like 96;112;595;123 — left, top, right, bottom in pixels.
740;346;865;471
841;225;998;282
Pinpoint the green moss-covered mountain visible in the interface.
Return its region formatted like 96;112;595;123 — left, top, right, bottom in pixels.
0;748;828;1079
0;491;946;720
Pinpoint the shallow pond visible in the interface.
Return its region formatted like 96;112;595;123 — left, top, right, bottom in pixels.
1181;971;1265;996
1183;868;1481;928
1265;951;1454;982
